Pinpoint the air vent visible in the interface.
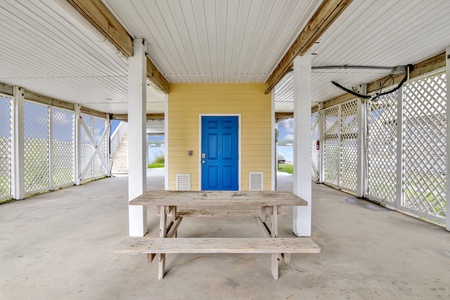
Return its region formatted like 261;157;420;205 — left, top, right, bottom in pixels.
249;172;263;191
176;174;191;191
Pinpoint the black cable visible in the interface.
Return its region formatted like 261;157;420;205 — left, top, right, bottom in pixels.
331;81;371;99
331;69;409;102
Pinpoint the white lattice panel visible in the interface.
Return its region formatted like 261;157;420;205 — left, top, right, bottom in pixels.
402;72;446;219
80;114;108;181
324;106;339;186
0;96;12;199
52;108;74;186
93;117;107;178
311;113;319;181
24;101;49;193
366;93;398;203
340;100;358;192
81;114;94;180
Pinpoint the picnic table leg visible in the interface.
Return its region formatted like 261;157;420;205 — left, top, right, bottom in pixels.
171;206;178;237
271;205;280;279
158;205;167;279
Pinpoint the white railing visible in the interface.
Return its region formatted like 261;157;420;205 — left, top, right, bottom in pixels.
110;121;128;158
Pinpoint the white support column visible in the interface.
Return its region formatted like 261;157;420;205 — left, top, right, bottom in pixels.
106;113;111;177
396;88;404;210
293;54;312;237
11;86;25;199
318;103;325;183
446;47;450;231
164;93;169;191
356;85;367;198
271;89;276;191
48;107;54;190
74;104;81;185
128;38;147;237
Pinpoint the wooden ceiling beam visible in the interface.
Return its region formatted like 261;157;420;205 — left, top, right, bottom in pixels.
264;0;353;94
112;113;165;122
67;0;170;94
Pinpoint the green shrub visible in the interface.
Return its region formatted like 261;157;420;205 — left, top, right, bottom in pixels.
278;163;293;174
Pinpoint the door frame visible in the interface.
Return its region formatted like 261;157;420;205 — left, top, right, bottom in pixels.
198;114;241;191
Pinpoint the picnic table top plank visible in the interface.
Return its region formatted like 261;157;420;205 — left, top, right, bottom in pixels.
129;191;308;207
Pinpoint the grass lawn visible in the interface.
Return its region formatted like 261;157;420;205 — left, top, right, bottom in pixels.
278;163;293;174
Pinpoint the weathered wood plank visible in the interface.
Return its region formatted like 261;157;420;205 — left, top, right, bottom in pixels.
265;0;353;94
147;58;170;94
0;83;13;96
112;113;165;122
115;237;321;254
130;191;308;207
67;0;133;57
177;208;285;218
255;217;271;238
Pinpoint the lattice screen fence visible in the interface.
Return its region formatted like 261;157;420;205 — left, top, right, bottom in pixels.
366;92;398;204
320;71;447;224
24;101;50;193
0;95;12;200
402;72;446;220
80;114;109;182
323;99;358;193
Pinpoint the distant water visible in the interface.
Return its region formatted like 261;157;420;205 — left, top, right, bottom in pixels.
277;145;293;163
148;146;165;164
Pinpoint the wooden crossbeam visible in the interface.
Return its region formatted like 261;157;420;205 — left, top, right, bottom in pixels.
112;113;165;122
265;0;353;94
67;0;170;94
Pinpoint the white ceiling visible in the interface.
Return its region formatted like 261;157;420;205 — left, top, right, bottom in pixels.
104;0;322;83
0;0;449;115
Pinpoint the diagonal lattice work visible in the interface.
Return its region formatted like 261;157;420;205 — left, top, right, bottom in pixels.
402;72;446;219
80;114;109;181
80;114;94;180
311;113;319;181
93;116;108;178
323;106;339;186
366;93;398;204
24;101;50;193
52;108;74;186
0;96;12;199
340;100;358;192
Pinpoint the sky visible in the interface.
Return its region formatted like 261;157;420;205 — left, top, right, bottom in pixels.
278;118;294;141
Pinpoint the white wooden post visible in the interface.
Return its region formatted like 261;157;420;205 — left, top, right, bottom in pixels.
74;104;81;185
396;87;404;211
446;47;450;231
356;84;367;198
318;103;325;183
293;54;312;237
11;86;25;199
48;107;54;189
128;38;147;237
271;89;276;191
106;113;111;177
164;94;169;191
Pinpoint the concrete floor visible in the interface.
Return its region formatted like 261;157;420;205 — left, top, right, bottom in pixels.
1;169;449;300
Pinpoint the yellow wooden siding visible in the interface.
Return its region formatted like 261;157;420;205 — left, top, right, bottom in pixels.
168;83;272;191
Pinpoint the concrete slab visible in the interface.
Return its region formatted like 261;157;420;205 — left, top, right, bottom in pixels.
0;169;449;299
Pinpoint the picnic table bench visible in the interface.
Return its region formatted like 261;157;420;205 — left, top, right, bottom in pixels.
115;191;320;279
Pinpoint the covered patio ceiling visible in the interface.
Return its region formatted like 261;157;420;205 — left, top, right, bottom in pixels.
0;0;449;114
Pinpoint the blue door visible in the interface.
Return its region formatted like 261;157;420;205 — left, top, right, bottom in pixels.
201;116;239;190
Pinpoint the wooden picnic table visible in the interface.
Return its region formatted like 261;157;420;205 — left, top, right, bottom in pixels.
117;191;319;280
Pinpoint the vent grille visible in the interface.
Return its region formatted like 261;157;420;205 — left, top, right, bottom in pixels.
176;174;191;191
249;172;263;191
